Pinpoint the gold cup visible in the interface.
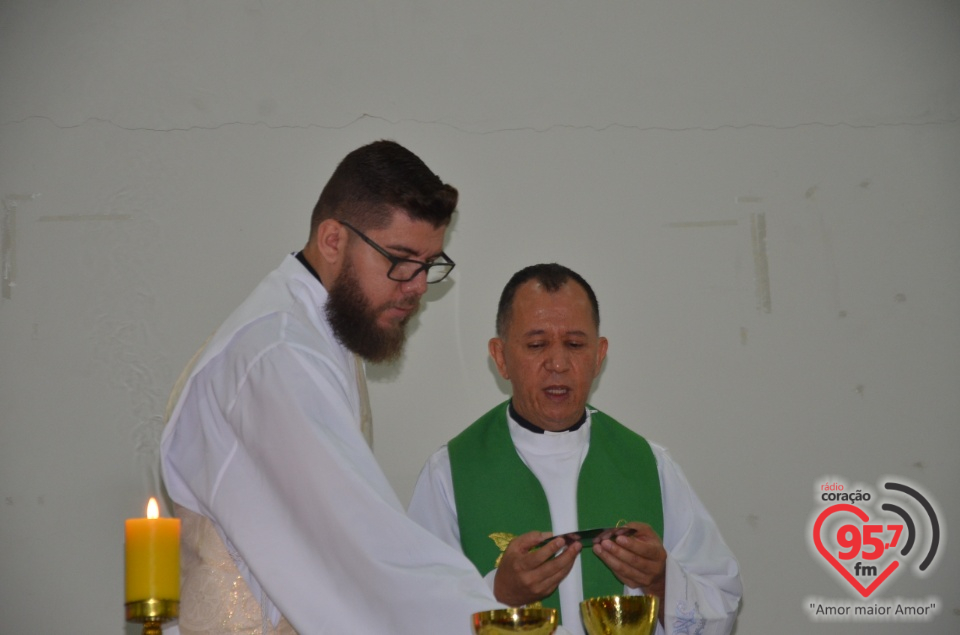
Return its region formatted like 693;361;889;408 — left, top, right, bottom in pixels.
579;595;658;635
472;607;559;634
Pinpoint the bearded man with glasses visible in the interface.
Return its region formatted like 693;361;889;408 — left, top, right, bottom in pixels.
160;140;530;634
326;218;454;363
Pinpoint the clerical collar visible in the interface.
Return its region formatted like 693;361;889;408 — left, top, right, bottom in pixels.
508;401;587;434
294;250;323;285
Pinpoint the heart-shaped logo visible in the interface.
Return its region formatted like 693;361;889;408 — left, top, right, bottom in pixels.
813;504;900;597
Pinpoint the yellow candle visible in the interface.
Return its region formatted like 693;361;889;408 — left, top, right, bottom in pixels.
125;498;180;603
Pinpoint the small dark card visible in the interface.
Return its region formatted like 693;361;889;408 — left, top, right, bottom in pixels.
534;526;637;549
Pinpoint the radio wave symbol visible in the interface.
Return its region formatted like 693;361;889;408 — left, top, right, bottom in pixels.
884;482;940;571
879;503;915;556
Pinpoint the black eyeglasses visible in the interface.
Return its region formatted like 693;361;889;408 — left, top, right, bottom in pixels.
338;220;456;283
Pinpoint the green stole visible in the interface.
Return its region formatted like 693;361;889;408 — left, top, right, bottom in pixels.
448;402;663;622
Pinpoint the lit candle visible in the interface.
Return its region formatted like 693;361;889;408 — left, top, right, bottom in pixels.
125;497;180;603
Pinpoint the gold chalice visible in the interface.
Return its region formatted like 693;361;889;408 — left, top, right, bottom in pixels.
472;607;559;634
579;595;658;635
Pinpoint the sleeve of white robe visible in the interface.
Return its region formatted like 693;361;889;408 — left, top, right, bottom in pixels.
164;340;502;634
407;446;501;591
640;447;742;635
408;445;462;547
408;443;742;635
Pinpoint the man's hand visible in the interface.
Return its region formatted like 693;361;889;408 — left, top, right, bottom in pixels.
592;522;666;605
493;531;581;607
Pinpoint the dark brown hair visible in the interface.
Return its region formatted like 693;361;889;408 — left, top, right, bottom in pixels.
310;140;458;235
495;263;600;337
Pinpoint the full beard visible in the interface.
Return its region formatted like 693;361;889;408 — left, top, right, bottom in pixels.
325;258;417;363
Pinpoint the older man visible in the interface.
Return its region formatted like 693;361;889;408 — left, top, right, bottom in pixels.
161;141;516;634
409;263;742;635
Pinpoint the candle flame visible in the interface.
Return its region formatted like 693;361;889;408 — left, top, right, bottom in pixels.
146;497;160;519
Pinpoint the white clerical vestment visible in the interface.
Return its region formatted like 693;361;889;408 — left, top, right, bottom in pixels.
408;406;742;635
162;255;556;634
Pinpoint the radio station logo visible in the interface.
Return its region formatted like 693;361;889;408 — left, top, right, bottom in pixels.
805;476;944;621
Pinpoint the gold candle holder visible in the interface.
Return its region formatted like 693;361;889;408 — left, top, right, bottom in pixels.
125;598;179;635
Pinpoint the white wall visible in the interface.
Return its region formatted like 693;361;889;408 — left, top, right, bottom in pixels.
1;2;958;633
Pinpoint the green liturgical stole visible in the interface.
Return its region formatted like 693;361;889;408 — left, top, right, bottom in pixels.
448;402;663;623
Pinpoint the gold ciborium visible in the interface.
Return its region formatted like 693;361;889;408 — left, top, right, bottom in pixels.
579;595;658;635
472;607;559;634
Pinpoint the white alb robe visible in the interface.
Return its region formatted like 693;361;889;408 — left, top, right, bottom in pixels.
408;406;742;635
161;255;537;634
